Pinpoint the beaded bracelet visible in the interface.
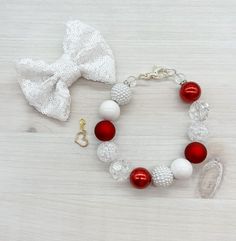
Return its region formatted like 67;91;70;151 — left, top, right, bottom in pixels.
94;66;211;189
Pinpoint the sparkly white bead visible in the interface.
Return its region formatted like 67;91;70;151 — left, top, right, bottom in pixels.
189;101;209;121
111;83;132;105
151;166;174;187
187;121;209;141
97;141;118;163
109;160;131;181
99;100;120;121
171;158;193;180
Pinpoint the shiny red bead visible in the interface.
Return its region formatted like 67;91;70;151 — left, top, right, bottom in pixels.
180;81;201;103
185;142;207;164
94;120;116;141
130;167;152;189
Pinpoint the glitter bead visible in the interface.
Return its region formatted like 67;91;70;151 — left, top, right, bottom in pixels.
151;166;174;187
109;160;131;181
111;83;132;105
97;141;118;163
189;101;209;121
187;121;209;142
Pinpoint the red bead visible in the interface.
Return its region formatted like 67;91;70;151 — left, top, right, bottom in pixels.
94;120;116;141
130;167;152;189
180;81;201;103
185;142;207;164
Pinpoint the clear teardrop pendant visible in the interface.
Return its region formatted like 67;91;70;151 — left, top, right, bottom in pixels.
198;157;223;198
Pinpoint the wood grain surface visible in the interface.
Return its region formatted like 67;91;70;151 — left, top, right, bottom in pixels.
0;0;236;240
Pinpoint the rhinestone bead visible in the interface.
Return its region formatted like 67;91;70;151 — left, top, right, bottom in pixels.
151;166;174;187
187;121;209;142
189;101;209;121
111;83;132;105
109;160;131;181
97;141;118;163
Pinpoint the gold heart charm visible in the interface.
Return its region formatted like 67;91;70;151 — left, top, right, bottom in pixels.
75;131;89;147
74;118;89;147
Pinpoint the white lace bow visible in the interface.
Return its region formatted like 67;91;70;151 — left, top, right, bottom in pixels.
16;20;116;121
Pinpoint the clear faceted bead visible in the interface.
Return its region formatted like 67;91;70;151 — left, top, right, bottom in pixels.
187;121;209;141
189;101;210;121
109;160;131;181
97;141;118;163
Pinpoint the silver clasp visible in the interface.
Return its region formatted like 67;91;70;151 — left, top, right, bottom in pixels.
124;66;187;86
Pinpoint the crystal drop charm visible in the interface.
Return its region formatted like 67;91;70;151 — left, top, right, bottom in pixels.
189;101;209;121
198;158;223;198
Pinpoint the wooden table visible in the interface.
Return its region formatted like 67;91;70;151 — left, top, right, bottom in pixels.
0;0;236;240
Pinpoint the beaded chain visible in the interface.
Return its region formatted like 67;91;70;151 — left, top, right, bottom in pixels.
94;66;210;189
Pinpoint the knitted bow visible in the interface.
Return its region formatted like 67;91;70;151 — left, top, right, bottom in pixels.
16;20;116;121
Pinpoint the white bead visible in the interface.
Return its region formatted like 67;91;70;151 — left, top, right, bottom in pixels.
111;83;132;105
99;100;120;121
171;158;193;180
151;166;174;187
189;101;210;121
187;121;209;142
109;160;131;181
97;141;118;163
